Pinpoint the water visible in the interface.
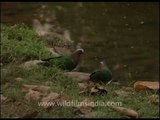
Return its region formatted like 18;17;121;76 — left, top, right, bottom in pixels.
1;2;159;83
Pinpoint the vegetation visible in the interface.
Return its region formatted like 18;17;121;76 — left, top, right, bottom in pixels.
1;24;159;118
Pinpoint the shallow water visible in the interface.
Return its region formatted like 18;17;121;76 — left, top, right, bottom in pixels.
1;2;159;83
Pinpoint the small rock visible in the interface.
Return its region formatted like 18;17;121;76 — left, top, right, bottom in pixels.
1;94;7;102
123;16;126;19
25;89;43;101
140;21;144;25
45;81;54;86
0;63;3;67
111;106;139;118
41;92;60;107
125;23;129;26
22;60;44;68
128;28;132;31
56;5;63;10
22;84;50;93
65;72;90;82
15;77;24;82
41;5;47;9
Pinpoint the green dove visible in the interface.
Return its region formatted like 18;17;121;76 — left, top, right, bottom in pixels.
90;61;112;83
40;48;84;71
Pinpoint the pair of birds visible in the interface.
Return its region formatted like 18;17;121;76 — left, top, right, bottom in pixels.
39;48;112;83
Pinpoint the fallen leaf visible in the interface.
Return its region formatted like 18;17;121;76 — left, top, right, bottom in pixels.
121;86;134;92
106;80;113;85
75;98;94;115
25;89;43;101
15;102;22;107
79;82;107;95
111;106;139;118
86;81;96;89
22;84;50;93
78;82;88;90
115;90;130;97
134;81;159;90
42;92;60;102
77;106;93;115
90;87;99;94
90;86;108;95
22;110;39;118
149;95;159;105
33;85;50;93
79;90;88;95
96;86;108;94
59;94;71;102
22;84;38;93
79;86;95;95
112;82;121;86
41;92;60;108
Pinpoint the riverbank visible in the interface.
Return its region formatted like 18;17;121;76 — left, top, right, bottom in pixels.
1;24;159;118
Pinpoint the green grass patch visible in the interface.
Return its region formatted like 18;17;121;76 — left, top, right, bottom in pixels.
1;24;159;118
1;24;50;64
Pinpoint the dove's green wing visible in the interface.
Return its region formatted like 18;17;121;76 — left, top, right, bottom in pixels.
42;55;76;71
90;69;112;83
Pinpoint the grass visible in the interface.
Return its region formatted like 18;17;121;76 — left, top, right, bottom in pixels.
1;24;50;64
1;24;159;118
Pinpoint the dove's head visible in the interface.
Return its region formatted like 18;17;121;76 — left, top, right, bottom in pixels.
74;48;84;55
100;61;107;69
71;48;84;65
